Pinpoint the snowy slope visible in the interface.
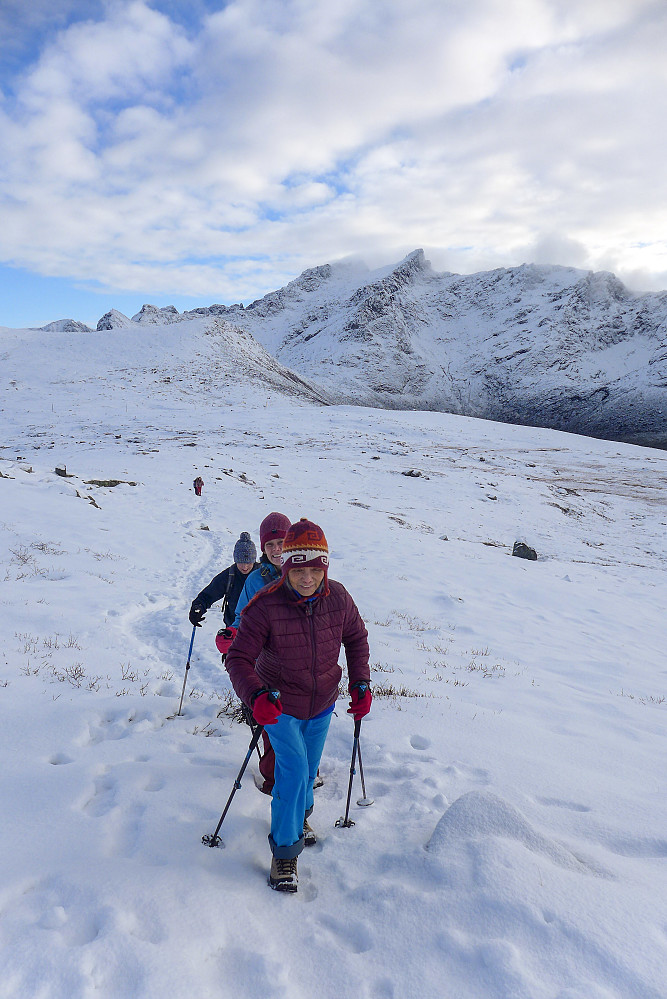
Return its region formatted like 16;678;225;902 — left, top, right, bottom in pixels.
0;316;333;438
1;324;666;999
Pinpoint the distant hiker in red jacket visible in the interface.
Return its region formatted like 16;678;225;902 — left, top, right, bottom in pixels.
193;476;204;496
225;518;371;893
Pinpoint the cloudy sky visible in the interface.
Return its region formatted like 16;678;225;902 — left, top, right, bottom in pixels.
1;0;666;327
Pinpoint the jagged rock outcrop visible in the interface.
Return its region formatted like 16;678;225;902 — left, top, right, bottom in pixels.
40;319;93;332
131;304;181;324
97;309;133;330
182;303;244;319
246;264;335;319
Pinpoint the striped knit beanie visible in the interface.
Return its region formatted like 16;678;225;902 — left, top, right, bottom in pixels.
280;518;329;579
259;511;291;551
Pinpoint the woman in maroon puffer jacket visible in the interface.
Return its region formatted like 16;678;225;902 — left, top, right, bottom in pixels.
225;518;371;893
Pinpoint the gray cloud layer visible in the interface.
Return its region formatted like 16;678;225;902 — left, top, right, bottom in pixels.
1;0;665;299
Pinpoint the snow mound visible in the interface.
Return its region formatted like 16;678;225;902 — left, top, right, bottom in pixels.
427;790;589;873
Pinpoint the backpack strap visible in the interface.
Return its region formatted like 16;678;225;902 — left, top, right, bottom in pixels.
221;566;235;614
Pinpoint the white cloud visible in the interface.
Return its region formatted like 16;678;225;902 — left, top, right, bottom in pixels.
0;0;666;301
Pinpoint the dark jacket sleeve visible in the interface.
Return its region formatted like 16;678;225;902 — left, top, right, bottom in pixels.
225;596;271;706
341;593;370;688
194;566;231;611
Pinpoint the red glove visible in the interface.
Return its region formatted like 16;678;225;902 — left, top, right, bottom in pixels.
252;690;283;726
347;682;372;720
215;627;237;655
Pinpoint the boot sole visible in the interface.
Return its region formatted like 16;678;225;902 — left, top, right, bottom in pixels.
268;878;298;893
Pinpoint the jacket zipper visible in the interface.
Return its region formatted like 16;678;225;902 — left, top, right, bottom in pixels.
306;601;317;716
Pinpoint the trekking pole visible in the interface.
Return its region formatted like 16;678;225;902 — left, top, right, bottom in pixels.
240;701;263;762
202;690;280;848
356;736;374;807
169;626;196;719
336;718;361;828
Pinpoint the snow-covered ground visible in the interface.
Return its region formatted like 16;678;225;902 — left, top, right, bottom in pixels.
1;324;666;999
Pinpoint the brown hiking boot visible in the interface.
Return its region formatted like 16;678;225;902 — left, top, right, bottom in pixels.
269;856;298;892
303;818;317;846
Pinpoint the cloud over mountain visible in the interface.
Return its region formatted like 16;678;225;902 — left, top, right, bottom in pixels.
1;0;666;311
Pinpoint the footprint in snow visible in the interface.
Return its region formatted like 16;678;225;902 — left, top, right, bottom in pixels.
104;801;146;859
83;771;117;818
49;752;74;765
445;762;491;785
115;904;167;944
143;774;164;792
604;835;667;858
37;902;105;947
317;913;374;954
370;979;396;999
78;709;135;746
410;735;430;751
25;878;107;947
213;947;289;998
538;797;591;812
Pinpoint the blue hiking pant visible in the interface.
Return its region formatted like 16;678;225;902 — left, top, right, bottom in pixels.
265;709;333;859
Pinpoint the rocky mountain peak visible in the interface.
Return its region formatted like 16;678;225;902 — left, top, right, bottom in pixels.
96;309;133;330
40;319;93;332
131;304;181;324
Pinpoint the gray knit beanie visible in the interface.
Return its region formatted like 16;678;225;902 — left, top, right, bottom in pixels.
233;531;257;564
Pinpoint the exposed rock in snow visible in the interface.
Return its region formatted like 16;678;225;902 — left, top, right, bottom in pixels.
96;309;133;330
40;319;93;332
181;303;245;319
246;263;342;320
131;304;181;324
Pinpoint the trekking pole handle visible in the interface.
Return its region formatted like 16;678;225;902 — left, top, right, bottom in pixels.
354;717;361;739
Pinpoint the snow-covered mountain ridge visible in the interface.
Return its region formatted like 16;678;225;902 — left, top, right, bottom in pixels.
14;250;667;446
235;250;667;447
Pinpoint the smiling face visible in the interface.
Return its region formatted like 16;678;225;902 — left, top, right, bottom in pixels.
287;566;325;597
236;561;254;574
264;538;284;568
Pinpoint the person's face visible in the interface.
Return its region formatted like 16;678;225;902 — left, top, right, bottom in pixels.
288;566;325;597
264;538;284;568
236;562;254;574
